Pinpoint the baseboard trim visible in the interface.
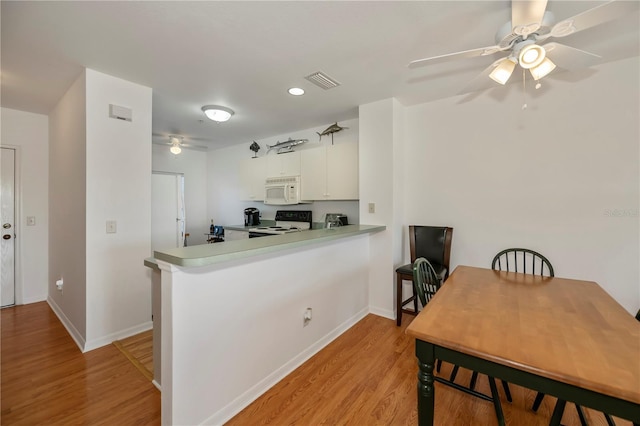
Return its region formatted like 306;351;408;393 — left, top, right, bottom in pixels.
368;306;395;321
47;297;86;352
84;321;153;352
202;306;370;425
21;295;47;305
152;379;161;392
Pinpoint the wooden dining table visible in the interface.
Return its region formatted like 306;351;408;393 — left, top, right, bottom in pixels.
405;265;640;426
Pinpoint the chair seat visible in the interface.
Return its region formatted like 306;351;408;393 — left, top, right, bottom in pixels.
396;263;447;281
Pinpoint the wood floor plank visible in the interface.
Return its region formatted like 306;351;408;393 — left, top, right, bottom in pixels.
3;304;630;425
227;313;633;426
1;302;160;425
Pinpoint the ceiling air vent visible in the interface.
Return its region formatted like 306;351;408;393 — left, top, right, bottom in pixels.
304;71;341;90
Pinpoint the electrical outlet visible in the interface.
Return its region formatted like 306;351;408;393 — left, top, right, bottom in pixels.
56;279;64;293
368;203;375;214
303;308;312;326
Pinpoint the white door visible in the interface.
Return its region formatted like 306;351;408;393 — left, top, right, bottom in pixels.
1;148;16;307
151;172;185;253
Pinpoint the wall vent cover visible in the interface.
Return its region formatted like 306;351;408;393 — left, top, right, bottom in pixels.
304;71;341;90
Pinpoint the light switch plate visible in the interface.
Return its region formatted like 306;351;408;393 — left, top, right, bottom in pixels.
368;203;376;214
106;220;117;234
26;216;36;226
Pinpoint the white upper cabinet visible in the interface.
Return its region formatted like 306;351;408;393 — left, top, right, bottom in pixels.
301;142;358;200
239;156;266;201
266;151;301;177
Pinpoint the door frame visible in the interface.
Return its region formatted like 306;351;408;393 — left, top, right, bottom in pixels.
0;145;22;306
151;171;186;250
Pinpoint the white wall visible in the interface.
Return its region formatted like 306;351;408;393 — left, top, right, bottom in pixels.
152;144;208;245
84;69;153;350
403;56;639;313
48;71;88;344
208;119;360;227
0;108;49;304
160;235;370;425
358;99;405;319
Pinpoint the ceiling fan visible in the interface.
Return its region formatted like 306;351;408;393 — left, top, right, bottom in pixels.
409;0;639;92
154;135;208;155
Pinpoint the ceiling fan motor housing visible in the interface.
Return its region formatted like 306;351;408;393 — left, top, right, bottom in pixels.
494;11;555;49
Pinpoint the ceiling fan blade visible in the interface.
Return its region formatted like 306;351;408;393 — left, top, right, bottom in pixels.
408;45;504;68
550;0;640;38
511;0;549;34
457;57;510;95
544;42;601;71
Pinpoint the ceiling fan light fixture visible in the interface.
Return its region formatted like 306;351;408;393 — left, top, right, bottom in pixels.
529;57;556;80
201;105;234;122
518;44;546;69
489;58;517;85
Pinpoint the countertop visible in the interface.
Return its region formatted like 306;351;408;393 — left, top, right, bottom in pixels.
146;224;385;269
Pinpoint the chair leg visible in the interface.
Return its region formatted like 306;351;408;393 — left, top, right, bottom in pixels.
436;359;442;373
469;371;478;390
396;274;402;326
412;283;419;313
604;412;616;426
532;392;546;412
549;399;567;426
449;365;460;382
574;404;588;426
501;380;512;403
488;377;506;426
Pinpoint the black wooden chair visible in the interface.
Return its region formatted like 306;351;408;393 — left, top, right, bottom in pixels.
412;257;506;425
474;248;555;405
396;226;453;326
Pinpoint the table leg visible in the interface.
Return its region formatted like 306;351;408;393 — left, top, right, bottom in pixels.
416;340;435;426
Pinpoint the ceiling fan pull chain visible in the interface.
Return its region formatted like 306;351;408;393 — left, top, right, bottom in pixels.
522;69;527;110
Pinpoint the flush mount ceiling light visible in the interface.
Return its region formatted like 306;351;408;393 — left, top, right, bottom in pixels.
201;105;234;122
288;87;305;96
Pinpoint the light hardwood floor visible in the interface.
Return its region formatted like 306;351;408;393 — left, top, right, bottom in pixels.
1;302;160;425
1;303;630;425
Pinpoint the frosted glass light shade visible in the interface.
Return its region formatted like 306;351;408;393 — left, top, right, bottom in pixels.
170;145;182;155
489;59;516;85
201;105;234;122
530;57;556;80
518;44;546;69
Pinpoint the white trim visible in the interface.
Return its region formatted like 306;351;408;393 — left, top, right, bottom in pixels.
0;145;21;307
21;294;47;305
84;321;153;352
201;306;369;426
47;296;86;351
368;306;395;320
152;379;162;391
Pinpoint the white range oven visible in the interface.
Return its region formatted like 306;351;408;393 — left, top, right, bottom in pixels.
248;210;312;238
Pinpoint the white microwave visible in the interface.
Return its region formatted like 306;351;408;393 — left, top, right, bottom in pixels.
264;176;301;205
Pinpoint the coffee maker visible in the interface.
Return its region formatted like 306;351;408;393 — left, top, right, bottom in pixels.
244;207;260;226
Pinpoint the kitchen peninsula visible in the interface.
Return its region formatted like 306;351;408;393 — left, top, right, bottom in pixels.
146;224;385;425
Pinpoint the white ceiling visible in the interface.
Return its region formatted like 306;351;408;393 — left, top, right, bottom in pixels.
2;1;638;149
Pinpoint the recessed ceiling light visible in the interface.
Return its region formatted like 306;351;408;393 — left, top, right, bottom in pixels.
288;87;305;96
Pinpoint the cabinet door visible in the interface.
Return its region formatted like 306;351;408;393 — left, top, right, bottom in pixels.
266;151;301;177
326;142;358;200
240;157;266;200
300;147;326;200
